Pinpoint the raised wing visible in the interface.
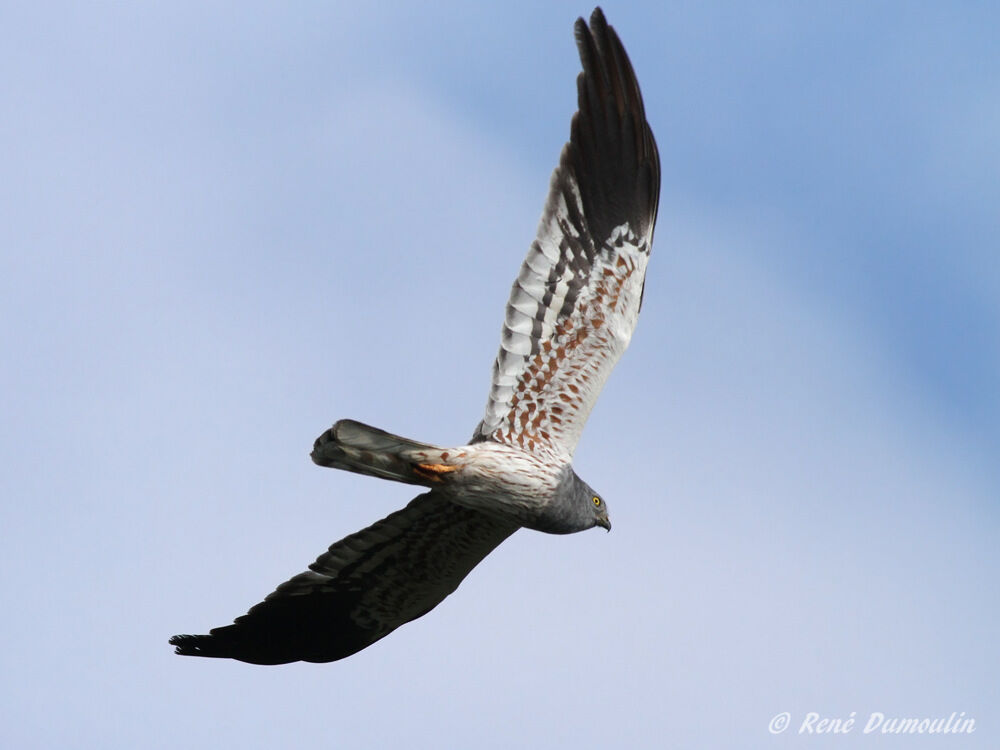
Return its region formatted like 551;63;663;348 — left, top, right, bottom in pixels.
170;493;518;664
474;8;660;463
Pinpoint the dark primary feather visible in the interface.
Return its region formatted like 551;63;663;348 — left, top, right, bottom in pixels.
569;8;660;246
170;493;517;664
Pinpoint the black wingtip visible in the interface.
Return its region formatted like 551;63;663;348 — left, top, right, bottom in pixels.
589;7;608;34
169;633;216;657
170;631;266;661
573;7;607;40
169;633;195;654
565;6;660;248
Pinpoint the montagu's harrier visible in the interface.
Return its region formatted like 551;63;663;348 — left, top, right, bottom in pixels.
170;7;660;665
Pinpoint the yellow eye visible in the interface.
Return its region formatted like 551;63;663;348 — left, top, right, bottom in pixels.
592;496;602;507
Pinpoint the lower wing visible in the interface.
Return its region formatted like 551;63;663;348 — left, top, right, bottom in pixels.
170;492;518;664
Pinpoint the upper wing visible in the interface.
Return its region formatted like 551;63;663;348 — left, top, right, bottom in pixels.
473;9;660;463
170;493;518;664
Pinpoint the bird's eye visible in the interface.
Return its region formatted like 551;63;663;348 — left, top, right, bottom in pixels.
592;496;602;507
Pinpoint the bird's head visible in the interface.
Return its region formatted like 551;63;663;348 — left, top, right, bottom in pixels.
572;472;611;532
533;467;612;534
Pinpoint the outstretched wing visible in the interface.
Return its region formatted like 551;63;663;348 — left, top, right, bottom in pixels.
474;9;660;464
170;493;518;664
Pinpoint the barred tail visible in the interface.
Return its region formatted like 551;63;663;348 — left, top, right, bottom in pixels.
311;419;444;486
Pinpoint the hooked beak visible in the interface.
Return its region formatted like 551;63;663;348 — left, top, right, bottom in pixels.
596;515;611;532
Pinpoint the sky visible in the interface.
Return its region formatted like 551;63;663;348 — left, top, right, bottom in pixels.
1;2;997;748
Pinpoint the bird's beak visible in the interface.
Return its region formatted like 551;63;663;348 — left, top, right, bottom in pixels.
597;515;611;532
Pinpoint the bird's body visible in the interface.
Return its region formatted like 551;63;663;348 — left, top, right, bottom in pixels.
170;7;659;665
314;422;603;533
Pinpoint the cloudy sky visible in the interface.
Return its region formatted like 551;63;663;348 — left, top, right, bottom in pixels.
2;2;997;747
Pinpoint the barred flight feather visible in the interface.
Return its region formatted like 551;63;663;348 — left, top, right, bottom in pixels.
474;10;659;463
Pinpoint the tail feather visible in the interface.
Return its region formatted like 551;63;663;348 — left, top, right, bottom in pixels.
311;419;442;486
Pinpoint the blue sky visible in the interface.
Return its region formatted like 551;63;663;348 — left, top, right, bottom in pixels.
1;2;997;748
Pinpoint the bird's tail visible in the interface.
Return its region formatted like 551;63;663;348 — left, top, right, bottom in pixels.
311;419;459;487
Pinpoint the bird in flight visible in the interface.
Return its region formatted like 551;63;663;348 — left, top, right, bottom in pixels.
170;7;660;665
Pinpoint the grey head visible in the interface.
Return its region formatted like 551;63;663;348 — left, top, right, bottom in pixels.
529;467;611;535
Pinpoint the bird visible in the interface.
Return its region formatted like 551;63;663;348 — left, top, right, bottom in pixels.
169;7;660;665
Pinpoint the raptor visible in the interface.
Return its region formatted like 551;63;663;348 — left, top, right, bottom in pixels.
170;7;659;665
